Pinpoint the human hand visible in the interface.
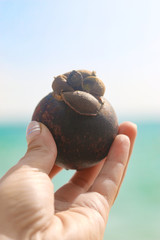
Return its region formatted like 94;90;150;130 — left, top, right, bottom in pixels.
0;121;137;240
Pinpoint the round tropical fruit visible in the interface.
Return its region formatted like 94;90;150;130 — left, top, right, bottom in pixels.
32;70;118;170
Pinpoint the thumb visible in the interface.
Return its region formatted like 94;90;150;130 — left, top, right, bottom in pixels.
21;121;57;174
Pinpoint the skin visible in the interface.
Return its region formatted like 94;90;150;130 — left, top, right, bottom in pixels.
0;121;137;240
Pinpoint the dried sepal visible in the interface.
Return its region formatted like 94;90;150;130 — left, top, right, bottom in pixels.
52;75;74;95
83;76;105;96
61;91;102;116
67;70;83;90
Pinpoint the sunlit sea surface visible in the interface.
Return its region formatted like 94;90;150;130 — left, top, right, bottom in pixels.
0;121;160;240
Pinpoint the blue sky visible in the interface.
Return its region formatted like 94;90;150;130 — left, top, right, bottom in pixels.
0;0;160;122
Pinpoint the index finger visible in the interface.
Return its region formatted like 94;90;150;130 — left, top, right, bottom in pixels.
89;134;130;208
89;122;137;207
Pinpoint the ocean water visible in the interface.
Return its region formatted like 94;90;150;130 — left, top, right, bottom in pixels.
0;121;160;240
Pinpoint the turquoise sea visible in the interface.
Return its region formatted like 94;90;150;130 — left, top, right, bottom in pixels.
0;120;160;240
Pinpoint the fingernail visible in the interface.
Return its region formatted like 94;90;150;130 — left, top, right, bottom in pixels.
26;121;41;144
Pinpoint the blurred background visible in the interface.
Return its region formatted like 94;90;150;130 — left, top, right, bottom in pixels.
0;0;160;239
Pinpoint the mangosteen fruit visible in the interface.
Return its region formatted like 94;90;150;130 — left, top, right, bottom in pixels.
32;70;118;170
